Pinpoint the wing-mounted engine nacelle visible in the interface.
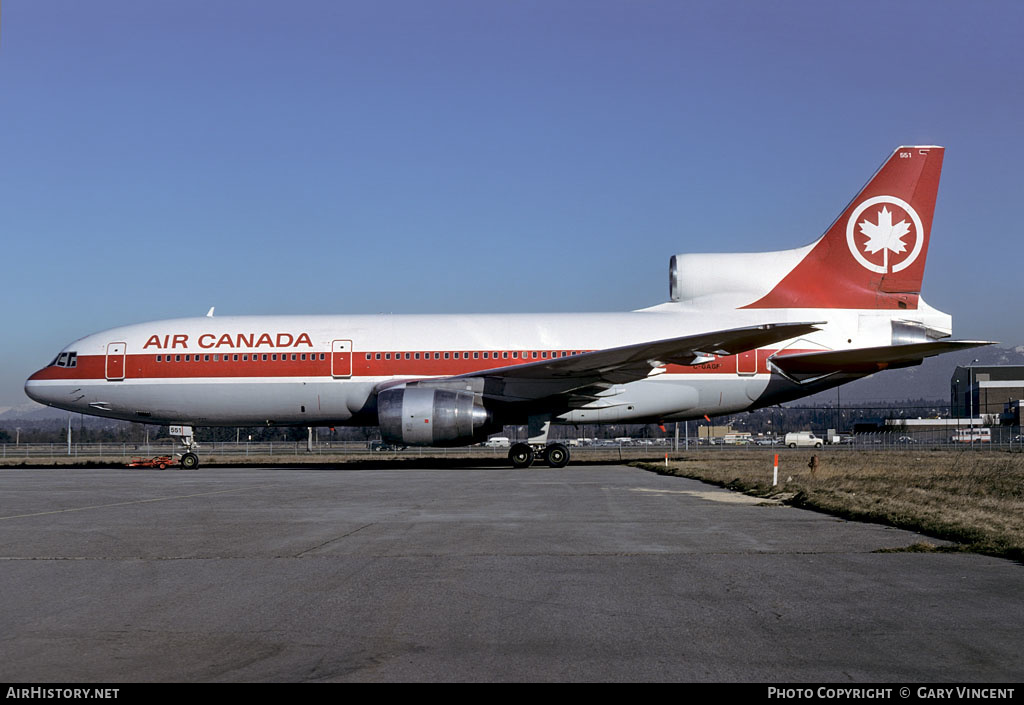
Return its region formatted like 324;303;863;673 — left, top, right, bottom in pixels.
378;386;498;447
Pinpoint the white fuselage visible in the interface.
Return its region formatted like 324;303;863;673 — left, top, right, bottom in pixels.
24;300;952;430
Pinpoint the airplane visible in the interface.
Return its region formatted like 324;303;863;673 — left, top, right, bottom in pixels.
25;145;990;469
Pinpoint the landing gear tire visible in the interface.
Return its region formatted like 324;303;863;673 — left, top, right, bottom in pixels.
509;443;534;469
180;452;200;470
544;443;570;468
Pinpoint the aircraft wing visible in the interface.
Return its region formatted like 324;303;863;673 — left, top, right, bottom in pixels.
769;340;995;382
388;321;822;405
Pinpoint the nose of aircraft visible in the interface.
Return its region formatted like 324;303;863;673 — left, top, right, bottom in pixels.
24;369;60;407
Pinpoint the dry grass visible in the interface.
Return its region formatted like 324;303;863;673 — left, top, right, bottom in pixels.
636;450;1024;562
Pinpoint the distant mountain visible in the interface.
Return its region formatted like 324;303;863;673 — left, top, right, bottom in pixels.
800;344;1024;405
0;402;136;436
0;402;70;421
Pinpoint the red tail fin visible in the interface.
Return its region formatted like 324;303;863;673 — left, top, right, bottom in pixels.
744;146;944;310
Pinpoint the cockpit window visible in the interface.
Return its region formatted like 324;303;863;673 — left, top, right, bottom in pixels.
52;352;78;368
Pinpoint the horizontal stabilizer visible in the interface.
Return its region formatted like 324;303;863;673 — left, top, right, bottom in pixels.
769;340;994;382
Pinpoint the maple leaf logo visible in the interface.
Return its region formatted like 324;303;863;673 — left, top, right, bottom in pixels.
859;206;912;257
845;196;924;275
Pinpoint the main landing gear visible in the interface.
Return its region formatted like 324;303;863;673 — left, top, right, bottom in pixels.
508;414;570;468
508;442;570;469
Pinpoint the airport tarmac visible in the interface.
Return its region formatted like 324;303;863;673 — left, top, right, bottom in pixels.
0;463;1021;683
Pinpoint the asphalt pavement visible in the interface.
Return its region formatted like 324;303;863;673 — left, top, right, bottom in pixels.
0;464;1020;682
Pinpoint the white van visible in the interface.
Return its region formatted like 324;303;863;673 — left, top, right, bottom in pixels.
484;437;511;448
784;431;823;448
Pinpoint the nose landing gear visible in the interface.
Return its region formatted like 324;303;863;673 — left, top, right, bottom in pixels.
170;425;201;470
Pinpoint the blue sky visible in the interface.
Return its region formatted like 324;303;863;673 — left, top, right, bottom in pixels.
2;1;1023;408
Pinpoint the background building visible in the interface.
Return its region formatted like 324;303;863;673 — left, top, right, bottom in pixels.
950;365;1024;417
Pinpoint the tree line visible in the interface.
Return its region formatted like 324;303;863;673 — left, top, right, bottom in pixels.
0;399;949;445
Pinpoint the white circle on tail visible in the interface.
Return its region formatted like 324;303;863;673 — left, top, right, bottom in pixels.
845;196;924;274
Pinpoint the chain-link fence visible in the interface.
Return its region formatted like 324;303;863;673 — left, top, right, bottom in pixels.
3;430;1021;464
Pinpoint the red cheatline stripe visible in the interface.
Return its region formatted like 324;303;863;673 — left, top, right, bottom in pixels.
30;348;811;381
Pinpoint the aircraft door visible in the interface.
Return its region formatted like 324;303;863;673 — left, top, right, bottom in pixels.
331;339;352;378
105;342;127;381
737;349;757;375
